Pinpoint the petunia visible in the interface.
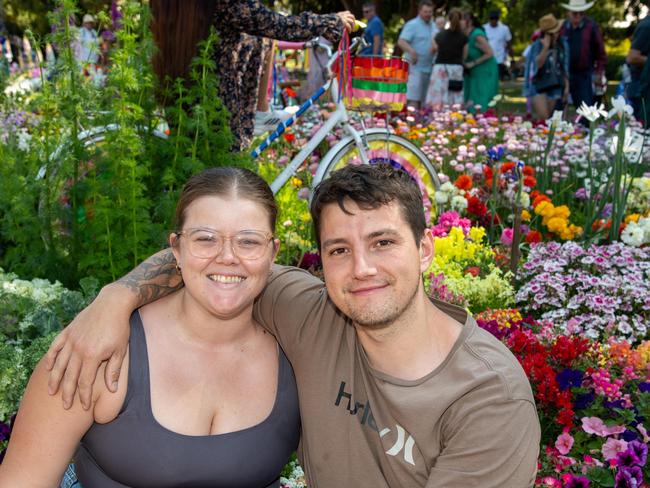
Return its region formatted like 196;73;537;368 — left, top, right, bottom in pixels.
555;432;574;455
602;438;628;461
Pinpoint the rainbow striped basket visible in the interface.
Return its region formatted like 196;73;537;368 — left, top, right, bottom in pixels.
346;56;409;113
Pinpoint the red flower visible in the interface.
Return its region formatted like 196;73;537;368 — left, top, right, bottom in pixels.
500;162;516;173
523;175;537;188
483;165;494;181
464;266;480;277
285;87;297;98
283;132;295;143
525;230;542;244
467;196;487;217
454;175;473;191
532;194;551;208
523;166;535;176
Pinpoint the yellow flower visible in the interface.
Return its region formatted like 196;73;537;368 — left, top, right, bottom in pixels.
291;177;302;187
521;209;531;221
469;226;487;243
625;214;641;224
553;205;571;220
547;217;568;233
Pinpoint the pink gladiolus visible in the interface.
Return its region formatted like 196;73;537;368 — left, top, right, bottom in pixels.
555;432;574;455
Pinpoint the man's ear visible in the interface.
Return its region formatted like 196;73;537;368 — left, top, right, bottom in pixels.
419;228;434;273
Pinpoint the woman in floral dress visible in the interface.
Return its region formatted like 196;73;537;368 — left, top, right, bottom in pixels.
151;0;354;151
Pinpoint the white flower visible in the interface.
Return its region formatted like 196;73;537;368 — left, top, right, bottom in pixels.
439;182;455;193
546;110;564;129
435;192;449;204
450;195;468;211
608;95;634;119
621;222;645;247
17;128;32;152
517;192;531;208
576;102;607;123
610;128;644;161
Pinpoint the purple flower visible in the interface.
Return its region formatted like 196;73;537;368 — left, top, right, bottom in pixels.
565;475;590;488
628;440;648;466
0;420;10;442
618;448;642;467
615;465;643;488
298;252;321;270
556;369;584;390
638;382;650;393
574;391;595;410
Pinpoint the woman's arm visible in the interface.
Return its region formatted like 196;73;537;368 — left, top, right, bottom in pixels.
216;0;352;44
465;35;493;69
45;248;180;410
0;360;96;487
536;35;551;70
430;38;438;55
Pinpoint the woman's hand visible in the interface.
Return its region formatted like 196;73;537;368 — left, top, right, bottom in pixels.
336;11;355;32
45;283;134;410
541;33;551;49
464;60;475;70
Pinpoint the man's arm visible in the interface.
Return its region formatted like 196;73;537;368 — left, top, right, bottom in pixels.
397;38;417;64
45;249;182;410
627;48;647;67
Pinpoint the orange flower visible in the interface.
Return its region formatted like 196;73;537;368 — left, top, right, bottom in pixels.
500;162;516;173
283;132;295;143
454;175;473;191
285;87;297;98
523;175;537;188
532;194;551;208
530;190;541;199
523;166;535;176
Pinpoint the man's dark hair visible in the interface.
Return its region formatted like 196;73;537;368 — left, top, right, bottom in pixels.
310;164;427;249
418;0;434;9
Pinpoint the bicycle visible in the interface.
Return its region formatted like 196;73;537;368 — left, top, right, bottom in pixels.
251;35;440;217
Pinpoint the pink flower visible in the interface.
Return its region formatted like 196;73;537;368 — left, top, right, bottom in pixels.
582;417;607;436
602;438;628;461
540;477;562;487
500;227;514;246
555;432;574;455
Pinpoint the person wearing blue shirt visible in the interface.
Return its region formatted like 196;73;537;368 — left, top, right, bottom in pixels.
397;0;436;109
361;3;384;56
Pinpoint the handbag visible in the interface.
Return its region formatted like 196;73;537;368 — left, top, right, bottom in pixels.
444;66;463;92
533;47;563;93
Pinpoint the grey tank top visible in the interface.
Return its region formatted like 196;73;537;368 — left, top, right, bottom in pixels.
74;310;300;487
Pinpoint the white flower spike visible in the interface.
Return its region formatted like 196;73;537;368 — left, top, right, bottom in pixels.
608;95;634;119
576;102;607;123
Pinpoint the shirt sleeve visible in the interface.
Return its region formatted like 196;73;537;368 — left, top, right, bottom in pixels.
426;398;540;487
215;0;343;44
505;25;512;42
252;265;331;356
591;21;607;73
399;21;414;43
631;20;650;55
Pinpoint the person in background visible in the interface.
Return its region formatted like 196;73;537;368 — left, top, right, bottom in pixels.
483;10;512;81
559;0;607;110
74;14;99;66
522;29;543;118
462;11;498;112
150;0;354;151
426;8;467;109
361;2;384;56
435;15;446;31
398;0;436;109
526;14;569;120
626;11;650;127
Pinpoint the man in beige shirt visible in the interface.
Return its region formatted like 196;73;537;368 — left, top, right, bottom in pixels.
46;164;540;487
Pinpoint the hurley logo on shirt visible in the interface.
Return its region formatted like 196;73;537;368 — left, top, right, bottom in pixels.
334;381;416;466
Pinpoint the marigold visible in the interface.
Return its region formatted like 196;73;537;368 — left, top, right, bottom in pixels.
521;209;531;221
454;175;473;191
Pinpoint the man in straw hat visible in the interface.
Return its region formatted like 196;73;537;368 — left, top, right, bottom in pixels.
75;13;99;65
559;0;606;111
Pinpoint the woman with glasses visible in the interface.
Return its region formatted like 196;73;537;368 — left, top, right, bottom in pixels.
0;168;300;487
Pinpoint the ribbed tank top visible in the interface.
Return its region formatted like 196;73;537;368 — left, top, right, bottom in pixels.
74;310;300;487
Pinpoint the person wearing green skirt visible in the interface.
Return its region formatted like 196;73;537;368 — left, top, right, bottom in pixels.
462;12;499;112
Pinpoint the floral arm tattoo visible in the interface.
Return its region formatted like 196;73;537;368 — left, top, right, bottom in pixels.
116;249;183;307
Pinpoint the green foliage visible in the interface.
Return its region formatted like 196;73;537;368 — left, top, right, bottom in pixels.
0;0;248;288
0;269;97;421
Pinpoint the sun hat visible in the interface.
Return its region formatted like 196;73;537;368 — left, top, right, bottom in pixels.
539;14;562;34
560;0;595;12
82;14;96;24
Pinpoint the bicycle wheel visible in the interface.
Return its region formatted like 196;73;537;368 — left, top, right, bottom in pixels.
314;129;441;222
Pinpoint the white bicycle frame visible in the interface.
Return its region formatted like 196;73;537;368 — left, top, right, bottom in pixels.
251;37;378;195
